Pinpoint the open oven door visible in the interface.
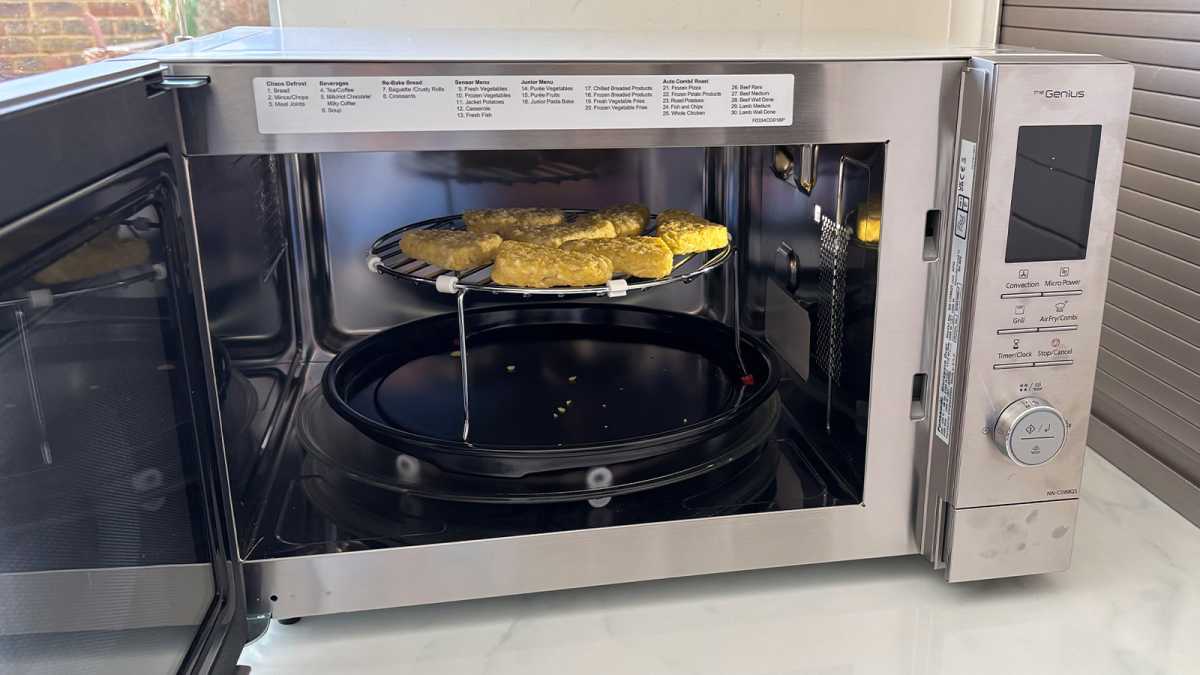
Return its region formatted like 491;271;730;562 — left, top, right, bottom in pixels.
0;62;245;673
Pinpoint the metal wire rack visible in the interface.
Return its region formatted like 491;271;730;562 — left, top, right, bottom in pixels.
363;209;740;442
366;209;732;299
0;264;166;311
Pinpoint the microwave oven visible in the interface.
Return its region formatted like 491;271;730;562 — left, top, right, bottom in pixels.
0;28;1133;673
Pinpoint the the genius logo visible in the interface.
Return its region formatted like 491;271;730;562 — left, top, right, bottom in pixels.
1033;89;1086;99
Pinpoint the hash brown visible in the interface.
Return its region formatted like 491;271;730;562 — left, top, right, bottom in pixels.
463;207;565;236
581;203;650;237
656;210;729;254
490;240;613;288
506;218;617;247
561;236;674;279
399;229;503;270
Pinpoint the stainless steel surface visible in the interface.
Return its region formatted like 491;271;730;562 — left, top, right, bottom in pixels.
369;210;731;298
992;396;1067;466
943;498;1079;582
142;26;1052;65
169;61;971;156
221;58;969;616
941;58;1133;510
763;274;812;382
913;77;963;566
283;154;324;361
246;499;904;620
0;564;214;635
185;155;295;361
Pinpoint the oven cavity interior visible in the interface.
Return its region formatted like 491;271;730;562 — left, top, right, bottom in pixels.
192;145;880;560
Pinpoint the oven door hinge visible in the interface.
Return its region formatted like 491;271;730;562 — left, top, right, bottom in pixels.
147;75;210;94
933;498;952;570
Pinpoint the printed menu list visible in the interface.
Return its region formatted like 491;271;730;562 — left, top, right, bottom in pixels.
253;74;793;134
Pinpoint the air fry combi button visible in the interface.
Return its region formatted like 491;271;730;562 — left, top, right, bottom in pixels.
996;325;1077;335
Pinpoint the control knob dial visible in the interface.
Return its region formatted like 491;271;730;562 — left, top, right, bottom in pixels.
992;397;1067;466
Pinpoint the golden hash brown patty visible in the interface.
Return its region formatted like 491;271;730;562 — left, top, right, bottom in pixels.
561;236;674;279
398;229;503;270
490;240;613;288
656;209;709;226
463;208;564;236
34;229;150;285
655;210;729;254
580;203;650;237
505;218;616;247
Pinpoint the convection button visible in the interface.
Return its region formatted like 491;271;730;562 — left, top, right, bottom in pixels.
1043;289;1083;297
1034;360;1074;367
1001;291;1042;299
1038;325;1078;332
998;328;1038;335
993;362;1035;369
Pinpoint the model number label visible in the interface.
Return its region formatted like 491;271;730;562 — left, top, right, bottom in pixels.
935;139;976;445
253;74;794;134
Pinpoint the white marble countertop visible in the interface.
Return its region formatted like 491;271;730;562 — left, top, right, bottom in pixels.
240;451;1200;675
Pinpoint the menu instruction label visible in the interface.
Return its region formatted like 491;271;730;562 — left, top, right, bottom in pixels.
253;74;794;134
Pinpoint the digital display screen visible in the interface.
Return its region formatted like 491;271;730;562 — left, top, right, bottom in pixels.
1005;125;1102;263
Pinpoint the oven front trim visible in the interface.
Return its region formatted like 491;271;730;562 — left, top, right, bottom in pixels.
214;57;965;619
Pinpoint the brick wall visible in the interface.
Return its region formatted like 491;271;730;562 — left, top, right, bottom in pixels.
0;1;269;81
0;1;165;80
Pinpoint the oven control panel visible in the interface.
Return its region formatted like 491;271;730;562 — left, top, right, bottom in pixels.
939;59;1133;510
993;277;1082;370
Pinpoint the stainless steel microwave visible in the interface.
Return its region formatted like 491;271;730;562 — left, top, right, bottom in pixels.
0;28;1133;673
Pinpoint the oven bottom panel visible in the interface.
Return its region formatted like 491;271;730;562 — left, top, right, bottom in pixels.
231;356;914;618
244;499;919;620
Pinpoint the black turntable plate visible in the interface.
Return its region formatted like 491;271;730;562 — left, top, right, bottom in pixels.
323;304;781;478
297;388;779;504
299;438;783;546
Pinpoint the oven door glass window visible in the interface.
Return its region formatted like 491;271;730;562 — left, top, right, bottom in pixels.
0;195;216;673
